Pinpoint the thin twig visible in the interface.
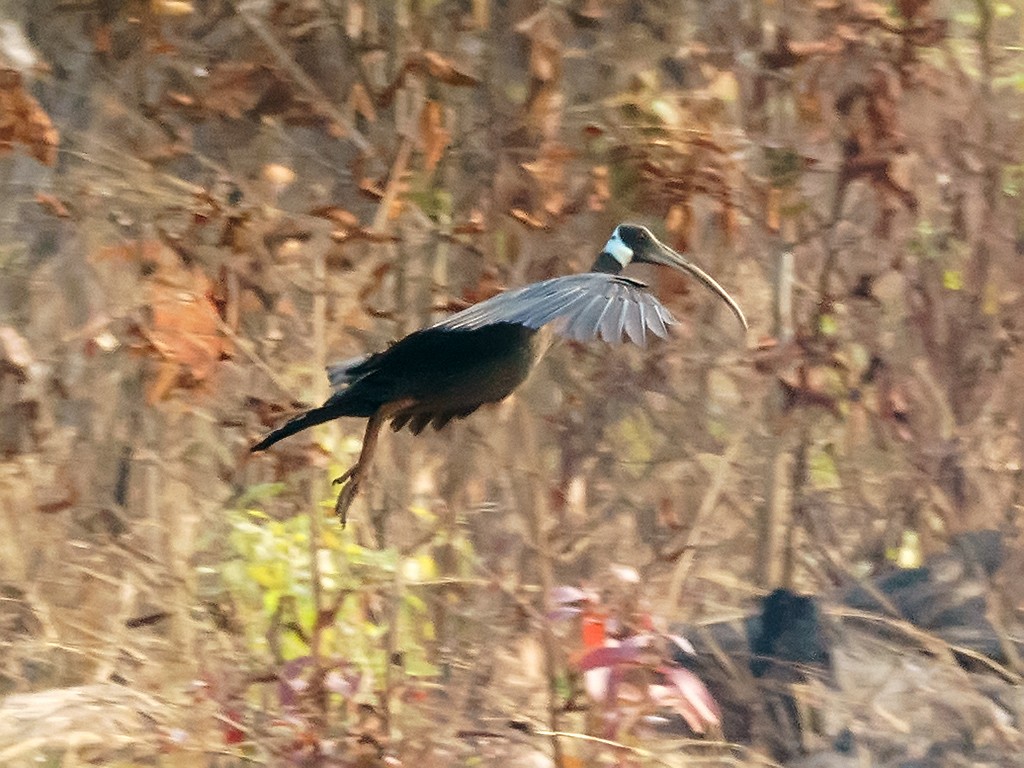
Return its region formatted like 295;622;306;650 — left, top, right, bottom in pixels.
529;727;783;767
666;427;749;609
511;401;565;767
232;1;374;156
371;137;415;233
308;235;329;723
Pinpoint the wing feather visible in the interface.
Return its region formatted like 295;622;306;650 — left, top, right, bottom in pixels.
645;295;671;339
435;273;676;348
562;294;606;342
624;301;646;346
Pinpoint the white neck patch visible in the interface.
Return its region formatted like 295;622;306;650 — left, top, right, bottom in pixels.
603;227;633;267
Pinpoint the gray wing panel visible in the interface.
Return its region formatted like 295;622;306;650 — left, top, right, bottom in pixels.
326;353;373;389
435;273;676;347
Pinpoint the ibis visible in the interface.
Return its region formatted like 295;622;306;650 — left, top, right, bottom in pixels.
252;224;747;523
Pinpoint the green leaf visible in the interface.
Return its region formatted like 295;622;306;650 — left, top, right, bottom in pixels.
943;269;963;290
249;561;286;589
809;448;841;490
236;482;289;507
402;554;438;582
403;591;428;613
611;411;655;473
818;314;838;336
404;653;440;678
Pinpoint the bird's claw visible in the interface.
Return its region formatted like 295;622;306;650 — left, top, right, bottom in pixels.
334;475;360;529
332;465;357;487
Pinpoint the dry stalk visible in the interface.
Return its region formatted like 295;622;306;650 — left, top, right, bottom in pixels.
232;0;374;156
667;427;749;609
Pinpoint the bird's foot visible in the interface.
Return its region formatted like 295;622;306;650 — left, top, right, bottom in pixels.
332;463;363;528
332;465;357;487
334;474;361;529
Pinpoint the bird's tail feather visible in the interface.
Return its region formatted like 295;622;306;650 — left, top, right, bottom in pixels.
250;405;342;452
251;384;382;452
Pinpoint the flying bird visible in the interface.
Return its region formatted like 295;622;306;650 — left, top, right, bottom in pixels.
252;224;747;524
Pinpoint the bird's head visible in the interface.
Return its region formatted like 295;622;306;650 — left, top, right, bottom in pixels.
598;224;748;331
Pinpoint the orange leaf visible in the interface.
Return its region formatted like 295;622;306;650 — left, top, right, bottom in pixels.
309;205;360;229
509;208;547;230
766;187;782;232
143;249;230;390
148;280;225;382
665;203;692;251
347;82;377;123
93;239;166;264
202;62;264;119
35;192;70;218
0;69;59;165
587;166;609;211
419;100;450;172
515;6;564;82
417;51;479;86
580;610;606;649
261;163;295;187
146;359;181;404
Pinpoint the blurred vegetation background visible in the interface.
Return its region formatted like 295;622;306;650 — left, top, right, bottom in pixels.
0;0;1022;765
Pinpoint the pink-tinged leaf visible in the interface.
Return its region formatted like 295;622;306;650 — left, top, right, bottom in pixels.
584;666;611;700
547;606;582;622
609;563;640;583
600;705;623;740
324;669;360;697
277;657;313;707
621;632;654;650
649;683;707;733
550;585;591;605
575;643;643;671
666;633;696;656
659;666;721;729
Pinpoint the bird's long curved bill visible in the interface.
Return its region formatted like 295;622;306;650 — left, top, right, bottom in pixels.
649;240;748;331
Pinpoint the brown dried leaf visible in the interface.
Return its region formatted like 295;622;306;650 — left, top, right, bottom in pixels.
93;239;166;265
0;325;33;372
416;51;479;86
854;0;891;20
93;24;112;54
262;163;295;187
525;82;563;140
665;204;692;252
522;143;572;217
452;209;485;235
144;252;230;390
151;0;194;15
165;92;193;108
587;166;609;211
35;192;69;218
357;176;386;200
347;82;377;123
203;62;265;119
766;187;782;232
515;6;564;82
509;208;547;230
309;205;360;229
147;359;181;405
0;69;59;165
331;228;400;244
419;100;450;172
788;38;844;57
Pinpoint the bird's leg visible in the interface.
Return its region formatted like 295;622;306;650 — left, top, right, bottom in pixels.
333;399;412;527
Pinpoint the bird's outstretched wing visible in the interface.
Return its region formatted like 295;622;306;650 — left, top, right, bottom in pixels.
434;273;676;347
